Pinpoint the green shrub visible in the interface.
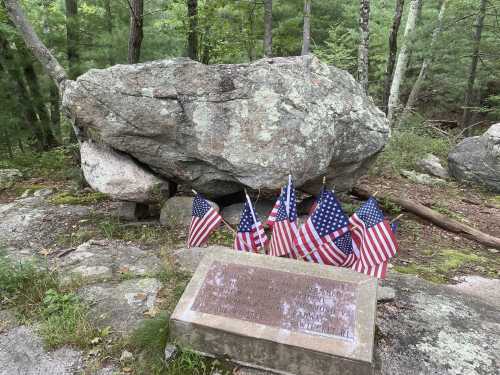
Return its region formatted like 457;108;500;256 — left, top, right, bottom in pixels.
50;191;109;205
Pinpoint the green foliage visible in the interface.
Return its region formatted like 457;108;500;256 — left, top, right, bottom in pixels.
38;289;97;349
314;24;358;73
372;118;452;176
0;252;58;315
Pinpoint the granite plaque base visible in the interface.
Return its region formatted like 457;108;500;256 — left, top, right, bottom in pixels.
170;250;377;375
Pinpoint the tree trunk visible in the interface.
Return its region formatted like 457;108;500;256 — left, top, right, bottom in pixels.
357;0;370;93
128;0;143;64
65;0;80;79
4;0;68;87
104;0;114;66
462;0;487;131
301;0;311;55
263;0;272;57
186;0;198;61
401;0;447;122
247;1;257;61
387;0;421;125
382;0;404;114
50;83;62;141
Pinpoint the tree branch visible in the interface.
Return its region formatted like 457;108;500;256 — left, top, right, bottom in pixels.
4;0;68;88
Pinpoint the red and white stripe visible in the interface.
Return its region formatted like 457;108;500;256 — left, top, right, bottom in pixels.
349;214;398;268
234;222;268;252
266;198;280;228
352;259;388;279
187;208;222;248
293;217;349;264
269;220;298;257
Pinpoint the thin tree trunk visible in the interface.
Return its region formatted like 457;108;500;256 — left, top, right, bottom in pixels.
462;0;487;131
18;139;25;153
301;0;311;55
50;83;62;141
382;0;404;114
357;0;370;93
4;0;68;87
247;1;257;61
263;0;272;57
128;0;143;64
387;0;421;125
104;0;114;65
65;0;80;79
401;0;447;122
186;0;198;60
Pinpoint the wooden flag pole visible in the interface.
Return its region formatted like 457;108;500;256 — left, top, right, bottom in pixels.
191;189;236;234
390;214;404;224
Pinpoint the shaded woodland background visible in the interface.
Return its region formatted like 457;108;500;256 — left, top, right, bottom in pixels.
0;0;499;157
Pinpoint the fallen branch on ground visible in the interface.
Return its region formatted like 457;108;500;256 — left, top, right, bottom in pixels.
351;186;500;250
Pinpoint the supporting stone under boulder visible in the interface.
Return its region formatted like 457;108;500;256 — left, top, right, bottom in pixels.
63;55;389;197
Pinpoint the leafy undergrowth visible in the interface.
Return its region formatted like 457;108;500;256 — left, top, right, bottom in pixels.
0;252;98;349
49;191;109;205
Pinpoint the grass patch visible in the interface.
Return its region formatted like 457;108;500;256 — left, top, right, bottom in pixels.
394;248;491;283
207;228;234;247
50;191;109;205
125;313;233;375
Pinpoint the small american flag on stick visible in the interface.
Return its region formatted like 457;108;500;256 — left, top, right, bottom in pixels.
349;197;398;268
234;198;268;252
294;190;351;265
187;193;222;248
268;177;300;258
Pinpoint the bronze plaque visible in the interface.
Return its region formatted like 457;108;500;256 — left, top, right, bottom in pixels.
191;261;357;340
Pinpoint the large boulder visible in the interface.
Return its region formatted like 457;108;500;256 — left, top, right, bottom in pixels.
80;141;168;202
0;169;22;190
448;123;500;191
63;56;389;197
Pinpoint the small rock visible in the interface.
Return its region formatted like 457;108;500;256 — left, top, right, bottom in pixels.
173;245;232;273
0;168;22;189
400;170;447;186
488;248;499;254
222;200;274;227
115;201;150;221
416;154;449;179
20;189;31;198
377;286;396;302
164;344;177;363
33;188;54;197
160;196;219;227
120;350;134;362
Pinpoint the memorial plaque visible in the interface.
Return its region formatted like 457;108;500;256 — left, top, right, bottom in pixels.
171;249;377;375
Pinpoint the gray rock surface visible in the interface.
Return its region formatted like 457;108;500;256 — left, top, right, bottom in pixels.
63;56;389;197
78;278;161;334
400;169;447;186
417;153;449;179
0;196;90;260
0;326;82;375
377;286;396;302
172;245;232;272
33;188;54;198
160;196;219;227
59;239;161;283
222;200;274;226
115;201;150;221
447;275;500;308
448;123;500;192
80;140;168;202
375;272;499;375
0;169;22;190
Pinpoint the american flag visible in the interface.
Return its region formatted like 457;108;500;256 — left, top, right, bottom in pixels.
294;190;351;265
266;188;282;227
307;186;325;216
187;194;222;248
234;201;268;252
349;197;398;269
268;180;299;257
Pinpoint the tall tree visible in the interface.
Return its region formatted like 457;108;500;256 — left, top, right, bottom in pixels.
387;0;421;125
104;0;114;66
128;0;143;64
401;0;447;121
382;0;405;114
462;0;487;130
186;0;198;60
263;0;272;57
65;0;80;79
301;0;311;55
357;0;370;93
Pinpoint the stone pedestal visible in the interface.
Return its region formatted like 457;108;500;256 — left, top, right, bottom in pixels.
170;250;377;375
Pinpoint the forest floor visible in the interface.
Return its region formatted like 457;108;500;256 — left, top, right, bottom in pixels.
0;144;499;375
